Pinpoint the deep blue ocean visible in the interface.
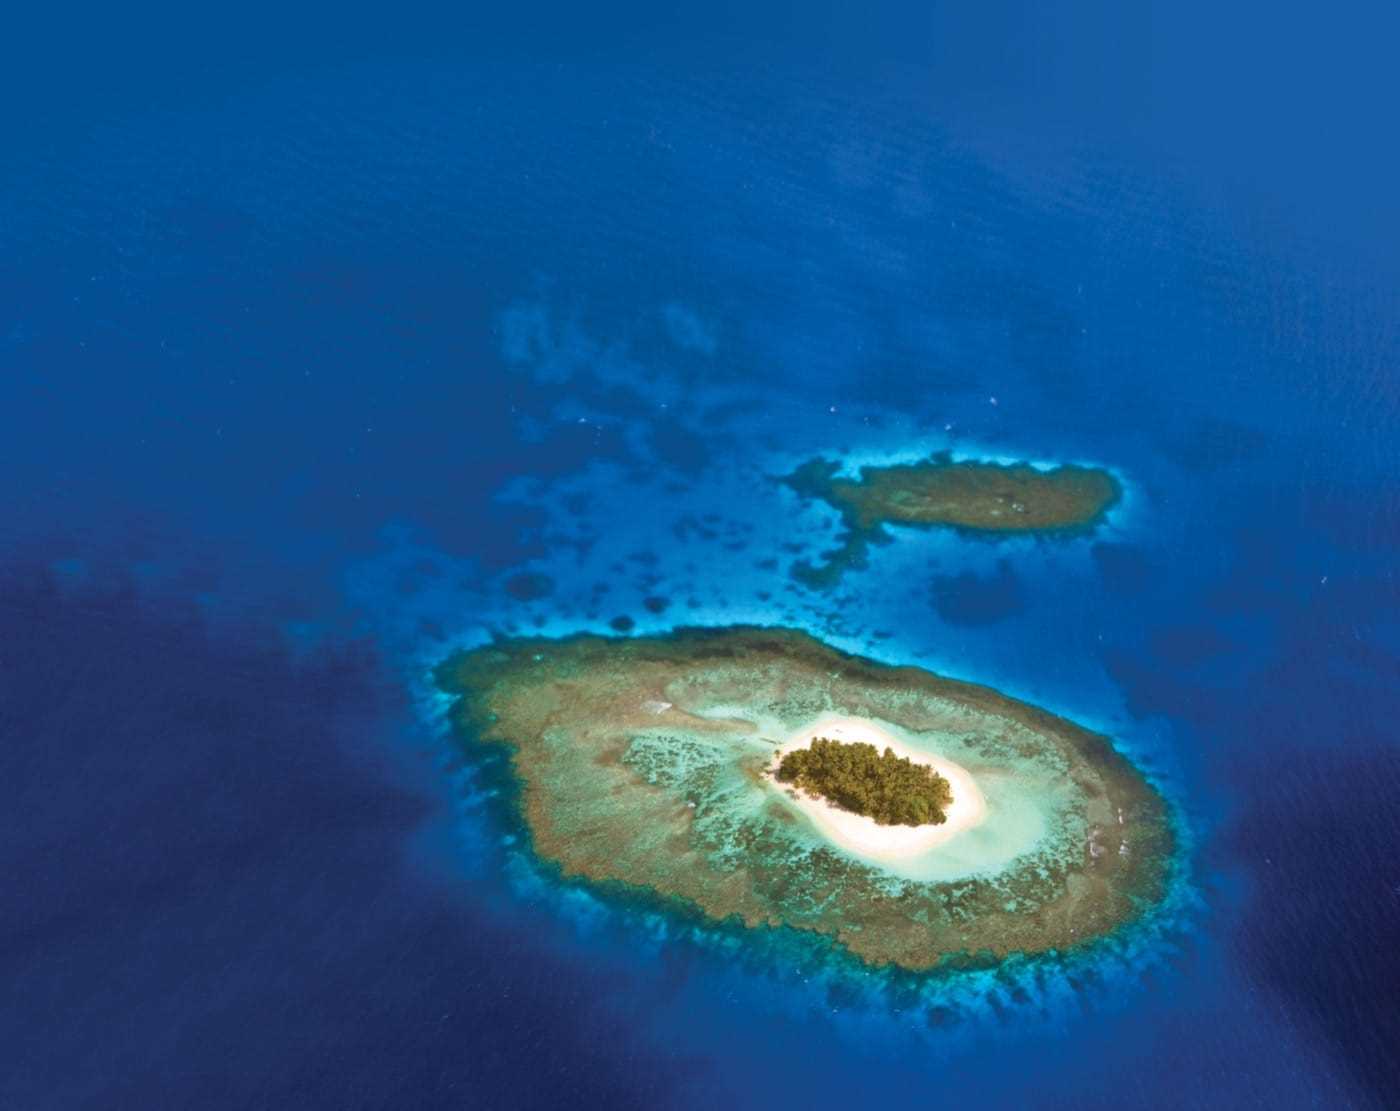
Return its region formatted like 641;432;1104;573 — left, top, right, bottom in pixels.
4;5;1399;1108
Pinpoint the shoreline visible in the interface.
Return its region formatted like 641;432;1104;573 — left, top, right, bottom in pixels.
767;715;988;862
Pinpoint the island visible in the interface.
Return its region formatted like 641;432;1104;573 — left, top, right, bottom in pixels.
434;626;1173;970
781;454;1121;588
774;737;953;826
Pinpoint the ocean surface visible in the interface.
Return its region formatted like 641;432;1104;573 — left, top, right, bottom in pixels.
4;6;1399;1108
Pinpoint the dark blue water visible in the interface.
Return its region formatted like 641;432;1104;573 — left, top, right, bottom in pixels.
5;6;1399;1107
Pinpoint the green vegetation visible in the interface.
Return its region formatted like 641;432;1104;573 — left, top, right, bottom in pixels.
775;738;953;826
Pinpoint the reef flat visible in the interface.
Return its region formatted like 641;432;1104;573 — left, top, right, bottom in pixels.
782;455;1120;588
435;627;1171;970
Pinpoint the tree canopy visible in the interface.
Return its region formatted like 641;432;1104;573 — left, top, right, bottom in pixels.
775;738;953;826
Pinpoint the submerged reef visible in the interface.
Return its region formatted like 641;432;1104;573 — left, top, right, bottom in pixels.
435;627;1172;971
782;455;1121;589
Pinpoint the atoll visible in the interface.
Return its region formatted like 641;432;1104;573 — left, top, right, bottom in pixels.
435;626;1172;970
782;455;1120;588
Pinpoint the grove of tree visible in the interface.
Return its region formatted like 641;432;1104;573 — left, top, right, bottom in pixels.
775;737;952;826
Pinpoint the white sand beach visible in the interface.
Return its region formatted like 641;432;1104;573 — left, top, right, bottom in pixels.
769;715;987;862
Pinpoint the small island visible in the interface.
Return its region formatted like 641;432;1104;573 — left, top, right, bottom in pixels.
435;627;1173;970
775;737;953;826
781;454;1120;588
